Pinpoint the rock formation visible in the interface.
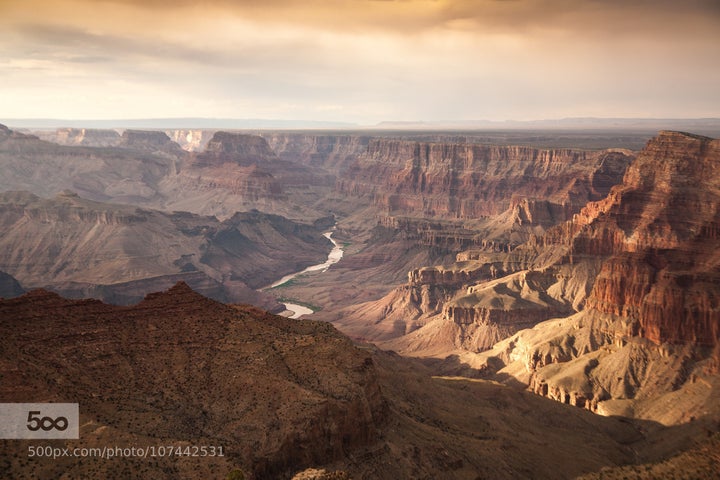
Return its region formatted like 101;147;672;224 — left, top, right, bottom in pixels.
372;131;720;423
338;139;632;222
201;132;277;163
0;283;386;479
160;132;337;220
261;133;371;173
0;124;177;205
118;129;185;156
2;122;718;476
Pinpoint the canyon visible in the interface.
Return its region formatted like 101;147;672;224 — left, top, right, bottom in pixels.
1;122;719;477
359;131;720;425
0;189;331;310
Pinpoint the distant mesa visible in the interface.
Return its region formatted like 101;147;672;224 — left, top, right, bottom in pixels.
118;129;184;154
204;131;278;159
35;127;121;147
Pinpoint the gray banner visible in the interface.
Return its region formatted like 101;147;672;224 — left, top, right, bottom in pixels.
0;403;79;439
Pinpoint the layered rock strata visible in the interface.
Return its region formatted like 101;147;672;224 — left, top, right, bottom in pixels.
262;133;371;173
338;139;632;222
163;132;335;219
166;129;216;152
385;131;720;421
0;124;176;205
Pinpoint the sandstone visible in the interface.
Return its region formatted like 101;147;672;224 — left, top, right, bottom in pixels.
0;125;177;205
203;131;277;161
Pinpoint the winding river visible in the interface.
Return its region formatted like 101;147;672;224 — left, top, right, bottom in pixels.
264;231;344;318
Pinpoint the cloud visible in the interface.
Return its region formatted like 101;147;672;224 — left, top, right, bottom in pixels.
0;0;718;122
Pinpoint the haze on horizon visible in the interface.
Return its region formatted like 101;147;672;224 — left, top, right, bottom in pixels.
1;0;719;125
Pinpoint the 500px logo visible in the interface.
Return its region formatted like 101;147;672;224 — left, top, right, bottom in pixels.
0;403;79;439
26;411;69;432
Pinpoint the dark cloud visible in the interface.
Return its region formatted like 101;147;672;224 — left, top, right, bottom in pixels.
86;0;720;32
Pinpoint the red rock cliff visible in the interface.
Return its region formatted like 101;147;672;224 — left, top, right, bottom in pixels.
537;131;720;348
338;139;632;221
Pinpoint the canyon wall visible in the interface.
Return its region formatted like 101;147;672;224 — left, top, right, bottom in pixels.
161;132;338;219
459;132;720;420
341;136;637;343
338;132;720;422
555;132;720;347
338;139;632;222
118;129;185;156
262;133;371;173
0;125;177;205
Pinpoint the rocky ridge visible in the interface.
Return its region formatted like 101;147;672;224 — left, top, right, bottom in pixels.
0;124;176;205
160;132;335;220
118;129;185;156
290;139;635;326
0;283;386;479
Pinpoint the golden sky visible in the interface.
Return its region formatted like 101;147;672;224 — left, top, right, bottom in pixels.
1;0;719;123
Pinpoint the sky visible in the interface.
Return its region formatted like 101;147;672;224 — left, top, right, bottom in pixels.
1;0;719;125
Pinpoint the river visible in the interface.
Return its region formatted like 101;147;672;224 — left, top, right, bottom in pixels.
264;231;344;319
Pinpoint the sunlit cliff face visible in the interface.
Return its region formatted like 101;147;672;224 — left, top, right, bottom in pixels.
1;0;719;122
